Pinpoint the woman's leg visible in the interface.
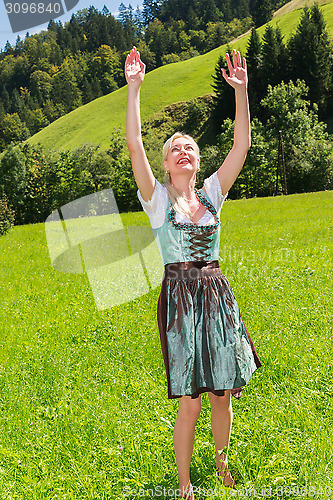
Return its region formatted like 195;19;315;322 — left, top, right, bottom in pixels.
208;390;236;488
173;395;201;497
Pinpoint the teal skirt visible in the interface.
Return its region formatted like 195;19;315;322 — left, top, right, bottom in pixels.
157;260;262;399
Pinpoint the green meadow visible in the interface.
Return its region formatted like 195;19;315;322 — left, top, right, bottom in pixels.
0;190;332;499
28;0;333;152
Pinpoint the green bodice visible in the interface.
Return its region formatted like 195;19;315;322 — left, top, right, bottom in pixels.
153;188;221;266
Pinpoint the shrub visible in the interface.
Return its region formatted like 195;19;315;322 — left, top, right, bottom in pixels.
0;195;15;236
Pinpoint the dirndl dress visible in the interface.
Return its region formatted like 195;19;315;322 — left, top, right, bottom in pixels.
137;172;262;400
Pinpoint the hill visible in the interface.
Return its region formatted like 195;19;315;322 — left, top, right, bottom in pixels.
28;0;333;151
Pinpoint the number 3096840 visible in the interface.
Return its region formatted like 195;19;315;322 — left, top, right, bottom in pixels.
5;2;61;14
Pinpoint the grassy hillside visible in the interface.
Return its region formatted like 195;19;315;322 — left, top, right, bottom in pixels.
0;190;332;498
28;0;333;152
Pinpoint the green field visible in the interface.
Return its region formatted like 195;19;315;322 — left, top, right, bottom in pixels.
28;0;333;152
0;190;332;499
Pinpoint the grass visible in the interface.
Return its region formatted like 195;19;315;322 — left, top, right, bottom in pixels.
0;190;332;499
27;1;333;152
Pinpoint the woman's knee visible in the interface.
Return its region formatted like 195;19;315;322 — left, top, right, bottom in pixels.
208;390;231;412
178;395;202;423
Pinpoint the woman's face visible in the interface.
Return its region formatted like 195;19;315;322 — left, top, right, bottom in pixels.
164;137;200;176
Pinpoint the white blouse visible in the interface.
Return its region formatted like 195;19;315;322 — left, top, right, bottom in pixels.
137;171;228;230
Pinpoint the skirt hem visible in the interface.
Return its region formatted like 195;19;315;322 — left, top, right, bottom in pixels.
167;385;245;400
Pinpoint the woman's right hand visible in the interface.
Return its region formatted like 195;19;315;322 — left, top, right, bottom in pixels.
125;46;146;89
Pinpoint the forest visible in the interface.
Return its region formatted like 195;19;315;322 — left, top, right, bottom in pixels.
0;0;333;229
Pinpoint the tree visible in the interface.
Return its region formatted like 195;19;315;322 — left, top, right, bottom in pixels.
118;3;136;40
261;80;333;193
0;113;30;151
142;0;163;27
0;195;15;235
211;46;238;133
232;118;276;198
144;19;169;66
91;45;120;93
107;130;140;212
134;6;144;37
261;24;283;89
134;40;156;70
245;27;262;117
51;62;82;113
288;5;332;116
30;70;52;100
252;0;273;27
0;144;28;223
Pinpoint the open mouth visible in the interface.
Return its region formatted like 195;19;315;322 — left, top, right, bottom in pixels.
177;158;191;164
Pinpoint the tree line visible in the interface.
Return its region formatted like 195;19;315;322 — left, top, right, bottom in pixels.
1;78;332;231
0;0;287;150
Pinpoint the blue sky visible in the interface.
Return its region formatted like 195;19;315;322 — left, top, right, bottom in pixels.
0;0;140;51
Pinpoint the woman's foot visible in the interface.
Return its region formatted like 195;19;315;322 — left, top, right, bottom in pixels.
178;482;195;499
215;464;237;489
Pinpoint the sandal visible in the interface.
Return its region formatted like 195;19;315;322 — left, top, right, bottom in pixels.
215;465;237;490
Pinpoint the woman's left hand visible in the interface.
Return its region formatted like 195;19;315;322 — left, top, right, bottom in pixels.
222;49;248;90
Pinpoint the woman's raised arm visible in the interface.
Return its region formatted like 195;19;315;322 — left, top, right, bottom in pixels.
216;49;251;196
125;46;156;202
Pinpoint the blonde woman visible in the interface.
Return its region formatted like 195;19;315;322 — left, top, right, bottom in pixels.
125;46;261;498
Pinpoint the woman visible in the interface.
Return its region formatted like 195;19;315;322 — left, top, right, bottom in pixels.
125;46;261;498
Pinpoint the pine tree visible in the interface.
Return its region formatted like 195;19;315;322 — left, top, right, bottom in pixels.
288;5;332;116
142;0;163;27
275;26;288;82
261;24;287;89
245;27;262;117
252;0;273;28
238;0;250;19
134;6;144;37
211;45;235;133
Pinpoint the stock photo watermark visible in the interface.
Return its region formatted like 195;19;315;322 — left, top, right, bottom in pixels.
45;188;298;310
122;484;332;498
3;0;79;33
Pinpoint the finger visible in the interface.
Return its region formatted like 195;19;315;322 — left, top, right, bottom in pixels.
128;47;135;64
237;50;241;67
232;49;237;69
225;53;233;74
125;53;132;69
139;59;145;72
221;67;228;81
243;57;247;71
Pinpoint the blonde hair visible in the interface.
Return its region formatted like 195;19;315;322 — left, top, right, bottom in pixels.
162;132;200;219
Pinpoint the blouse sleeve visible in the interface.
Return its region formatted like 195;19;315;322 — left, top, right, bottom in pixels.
137;178;168;229
203;171;228;214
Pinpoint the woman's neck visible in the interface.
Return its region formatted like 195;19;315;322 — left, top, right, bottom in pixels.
171;174;197;202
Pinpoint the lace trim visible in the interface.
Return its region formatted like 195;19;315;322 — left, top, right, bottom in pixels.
168;189;220;233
